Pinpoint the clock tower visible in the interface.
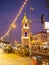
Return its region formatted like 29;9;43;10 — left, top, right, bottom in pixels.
21;13;30;47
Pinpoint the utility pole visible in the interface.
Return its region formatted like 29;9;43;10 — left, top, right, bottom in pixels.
29;0;34;57
10;28;12;44
29;1;32;57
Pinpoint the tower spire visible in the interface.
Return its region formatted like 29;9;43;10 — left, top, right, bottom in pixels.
22;13;28;23
24;12;26;16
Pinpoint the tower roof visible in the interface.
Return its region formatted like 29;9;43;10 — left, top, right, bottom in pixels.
22;13;28;23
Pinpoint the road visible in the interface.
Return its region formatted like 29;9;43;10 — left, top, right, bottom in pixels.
0;48;31;65
0;48;49;65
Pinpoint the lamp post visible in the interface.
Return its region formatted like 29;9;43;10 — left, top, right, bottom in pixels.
29;1;34;57
10;23;16;44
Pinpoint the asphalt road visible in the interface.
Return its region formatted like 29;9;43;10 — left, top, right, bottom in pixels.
0;48;31;65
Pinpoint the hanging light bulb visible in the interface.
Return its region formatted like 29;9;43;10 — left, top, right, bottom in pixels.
1;0;28;40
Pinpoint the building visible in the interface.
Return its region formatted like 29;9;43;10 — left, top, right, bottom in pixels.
31;31;48;46
21;13;30;47
21;14;49;47
14;41;22;48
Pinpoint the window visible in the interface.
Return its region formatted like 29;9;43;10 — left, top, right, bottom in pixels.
25;24;27;27
25;32;27;37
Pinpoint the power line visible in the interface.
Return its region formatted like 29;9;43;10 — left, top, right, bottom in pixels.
1;0;28;40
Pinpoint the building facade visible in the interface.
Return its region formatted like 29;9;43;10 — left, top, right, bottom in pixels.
31;31;48;45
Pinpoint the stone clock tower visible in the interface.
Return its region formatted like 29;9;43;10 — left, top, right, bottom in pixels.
21;13;30;47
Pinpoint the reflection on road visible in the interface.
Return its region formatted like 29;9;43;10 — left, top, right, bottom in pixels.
0;48;49;65
0;52;31;65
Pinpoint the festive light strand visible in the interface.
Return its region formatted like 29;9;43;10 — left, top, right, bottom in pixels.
1;0;28;40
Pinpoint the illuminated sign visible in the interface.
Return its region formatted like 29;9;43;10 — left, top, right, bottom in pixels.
44;22;49;29
47;30;49;33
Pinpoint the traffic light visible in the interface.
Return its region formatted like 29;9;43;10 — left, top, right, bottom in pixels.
41;14;44;24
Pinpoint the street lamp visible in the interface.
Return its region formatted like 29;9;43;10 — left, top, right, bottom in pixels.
10;23;16;44
12;24;16;28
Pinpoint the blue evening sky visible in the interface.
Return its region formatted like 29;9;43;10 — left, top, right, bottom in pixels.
0;0;49;41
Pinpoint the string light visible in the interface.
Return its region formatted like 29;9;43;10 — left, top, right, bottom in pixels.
1;0;28;40
24;2;26;5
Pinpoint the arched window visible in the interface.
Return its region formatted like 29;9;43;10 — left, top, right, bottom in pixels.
25;32;27;37
25;24;27;27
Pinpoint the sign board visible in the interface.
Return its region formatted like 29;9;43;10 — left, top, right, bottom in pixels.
47;30;49;33
44;22;49;29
